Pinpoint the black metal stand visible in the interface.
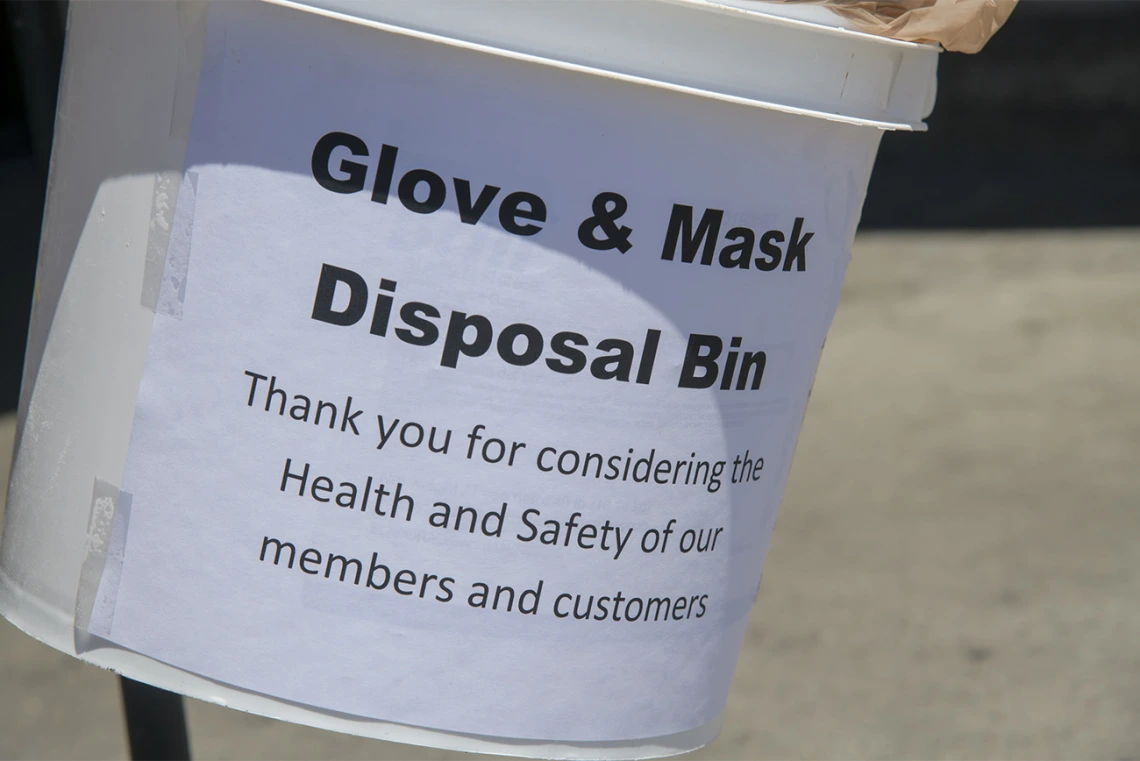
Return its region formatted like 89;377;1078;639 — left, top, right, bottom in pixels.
120;677;192;761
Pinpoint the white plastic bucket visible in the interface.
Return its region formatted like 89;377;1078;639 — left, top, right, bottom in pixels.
1;2;938;758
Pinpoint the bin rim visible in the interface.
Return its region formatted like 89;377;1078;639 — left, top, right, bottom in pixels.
282;0;940;131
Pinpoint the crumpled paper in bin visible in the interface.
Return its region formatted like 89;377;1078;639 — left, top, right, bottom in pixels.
771;0;1017;53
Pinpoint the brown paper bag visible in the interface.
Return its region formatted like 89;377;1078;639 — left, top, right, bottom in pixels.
773;0;1017;53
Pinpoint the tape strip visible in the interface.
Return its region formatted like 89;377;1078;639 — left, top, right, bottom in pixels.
146;170;199;320
140;0;209;315
74;479;133;644
140;171;183;311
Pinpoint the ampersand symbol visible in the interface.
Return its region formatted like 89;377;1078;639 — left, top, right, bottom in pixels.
577;192;633;254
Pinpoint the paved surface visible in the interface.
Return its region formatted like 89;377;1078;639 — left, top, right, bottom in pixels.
2;231;1139;760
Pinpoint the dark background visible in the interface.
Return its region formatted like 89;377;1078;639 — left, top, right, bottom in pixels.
1;0;1138;413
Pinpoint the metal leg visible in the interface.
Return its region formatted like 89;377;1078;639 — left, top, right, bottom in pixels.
120;677;192;761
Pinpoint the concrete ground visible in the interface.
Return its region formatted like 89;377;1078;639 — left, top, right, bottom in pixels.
2;231;1138;760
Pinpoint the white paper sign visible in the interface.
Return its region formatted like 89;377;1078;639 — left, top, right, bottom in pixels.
91;1;879;742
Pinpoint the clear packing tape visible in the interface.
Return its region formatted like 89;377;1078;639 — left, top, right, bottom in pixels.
772;0;1017;53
